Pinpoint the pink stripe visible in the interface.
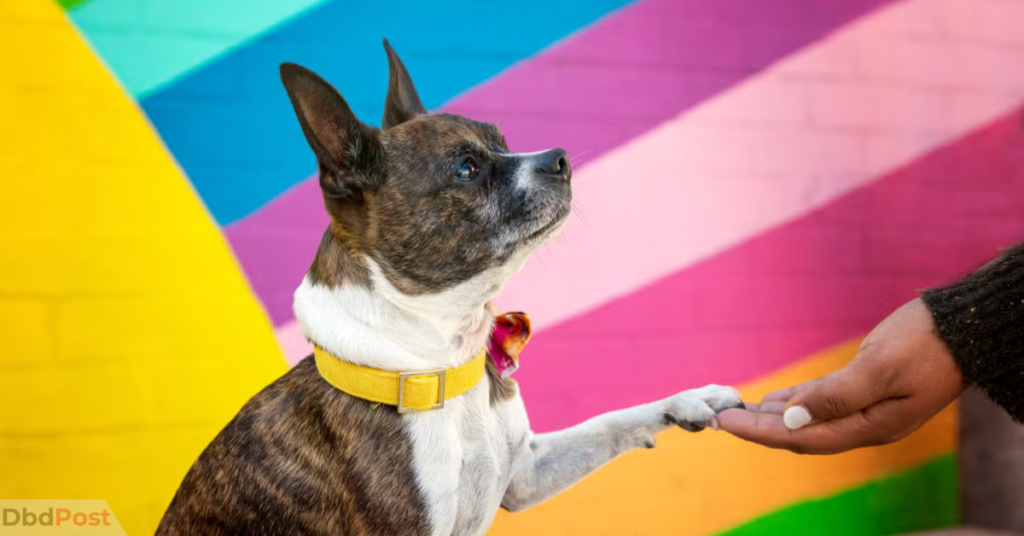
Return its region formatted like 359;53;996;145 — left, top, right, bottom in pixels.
276;322;312;367
516;112;1024;432
226;0;895;326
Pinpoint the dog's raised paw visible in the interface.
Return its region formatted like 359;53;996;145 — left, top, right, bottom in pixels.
663;385;743;432
689;384;744;413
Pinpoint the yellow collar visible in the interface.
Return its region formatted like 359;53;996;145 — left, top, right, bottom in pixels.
313;346;487;413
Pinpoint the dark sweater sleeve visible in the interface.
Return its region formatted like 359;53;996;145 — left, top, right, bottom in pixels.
920;243;1024;421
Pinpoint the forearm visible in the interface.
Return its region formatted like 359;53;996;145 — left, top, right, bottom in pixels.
501;403;666;512
921;243;1024;420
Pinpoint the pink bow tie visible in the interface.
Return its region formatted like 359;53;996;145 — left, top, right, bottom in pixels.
487;311;532;379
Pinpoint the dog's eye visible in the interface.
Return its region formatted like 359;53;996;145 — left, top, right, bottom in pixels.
455;161;478;182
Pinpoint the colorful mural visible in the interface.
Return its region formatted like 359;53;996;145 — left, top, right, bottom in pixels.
2;0;1024;534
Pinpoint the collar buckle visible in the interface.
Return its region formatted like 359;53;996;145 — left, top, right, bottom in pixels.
397;369;446;414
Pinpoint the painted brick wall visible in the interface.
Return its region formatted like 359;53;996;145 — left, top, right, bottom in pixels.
2;0;1023;534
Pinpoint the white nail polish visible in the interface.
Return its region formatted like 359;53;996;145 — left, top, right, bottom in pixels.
710;416;720;431
783;406;812;430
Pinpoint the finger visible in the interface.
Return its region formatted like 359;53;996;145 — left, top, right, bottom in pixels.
761;386;799;403
783;364;888;430
734;401;787;415
716;409;797;450
761;380;816;403
756;401;788;415
738;402;761;413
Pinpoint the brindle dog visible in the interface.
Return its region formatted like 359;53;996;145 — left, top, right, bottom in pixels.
156;40;743;536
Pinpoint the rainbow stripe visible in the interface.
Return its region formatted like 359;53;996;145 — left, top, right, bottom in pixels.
6;0;1023;533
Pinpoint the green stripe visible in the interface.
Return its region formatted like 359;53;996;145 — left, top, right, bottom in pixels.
718;455;958;536
57;0;91;9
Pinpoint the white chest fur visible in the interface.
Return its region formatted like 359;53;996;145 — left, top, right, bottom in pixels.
293;258;536;536
404;382;531;536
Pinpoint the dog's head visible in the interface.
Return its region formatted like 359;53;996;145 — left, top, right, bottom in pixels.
281;40;571;299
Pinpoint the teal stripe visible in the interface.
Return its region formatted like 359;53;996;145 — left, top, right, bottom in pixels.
719;455;958;536
69;0;330;97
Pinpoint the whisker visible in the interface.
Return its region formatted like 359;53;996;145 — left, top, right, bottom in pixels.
569;149;594;161
572;202;591;226
535;244;551;267
568;149;595;168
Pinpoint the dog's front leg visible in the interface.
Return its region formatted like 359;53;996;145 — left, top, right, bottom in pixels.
501;385;741;512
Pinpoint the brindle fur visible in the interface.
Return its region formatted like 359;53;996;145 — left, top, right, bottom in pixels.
156;358;430;536
308;223;372;288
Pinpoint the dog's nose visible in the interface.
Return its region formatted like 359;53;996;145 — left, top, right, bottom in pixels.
533;148;571;181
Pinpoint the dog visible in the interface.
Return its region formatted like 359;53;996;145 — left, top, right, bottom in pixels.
155;40;743;536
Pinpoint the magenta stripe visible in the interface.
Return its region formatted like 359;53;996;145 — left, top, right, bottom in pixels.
516;113;1024;432
227;181;325;325
225;0;895;326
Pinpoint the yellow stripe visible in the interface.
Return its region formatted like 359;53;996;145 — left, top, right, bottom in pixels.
0;3;285;534
487;338;956;535
313;347;487;410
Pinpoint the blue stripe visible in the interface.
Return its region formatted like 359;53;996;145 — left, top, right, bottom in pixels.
141;0;637;225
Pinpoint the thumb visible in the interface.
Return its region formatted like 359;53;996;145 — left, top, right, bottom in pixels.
782;364;885;430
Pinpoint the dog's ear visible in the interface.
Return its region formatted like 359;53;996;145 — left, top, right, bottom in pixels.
381;39;427;129
280;63;383;199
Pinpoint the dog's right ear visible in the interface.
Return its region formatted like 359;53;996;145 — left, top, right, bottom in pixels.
280;63;383;199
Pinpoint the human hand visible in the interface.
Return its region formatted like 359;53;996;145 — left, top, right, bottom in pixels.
718;298;965;454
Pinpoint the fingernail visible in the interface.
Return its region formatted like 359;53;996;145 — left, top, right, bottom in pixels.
783;406;812;430
710;415;720;431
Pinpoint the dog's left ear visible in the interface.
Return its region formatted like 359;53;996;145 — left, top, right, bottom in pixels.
382;39;427;129
280;63;383;200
